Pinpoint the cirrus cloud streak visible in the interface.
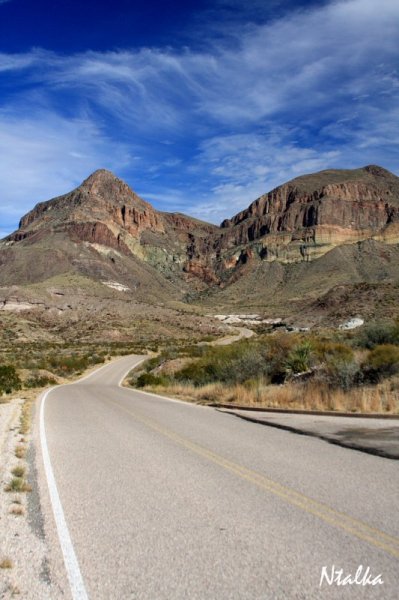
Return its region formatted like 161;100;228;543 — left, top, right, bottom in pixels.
0;0;399;232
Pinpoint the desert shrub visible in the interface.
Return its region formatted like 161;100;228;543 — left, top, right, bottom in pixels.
181;344;208;358
231;348;269;383
144;347;185;373
25;374;57;389
0;365;21;395
144;356;164;372
285;341;313;375
314;341;354;363
57;355;88;374
173;335;301;387
362;344;399;382
356;321;399;349
325;360;361;391
199;335;216;343
266;334;296;383
209;347;267;385
40;351;105;376
87;353;103;364
135;372;169;388
174;360;214;386
314;342;360;390
173;341;269;386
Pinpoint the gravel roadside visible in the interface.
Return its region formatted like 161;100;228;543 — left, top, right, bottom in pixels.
0;395;61;599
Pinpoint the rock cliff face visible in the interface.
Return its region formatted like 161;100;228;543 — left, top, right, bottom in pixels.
217;165;399;267
6;169;219;285
2;165;399;291
17;170;166;243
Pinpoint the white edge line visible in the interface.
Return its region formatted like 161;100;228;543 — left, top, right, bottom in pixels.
40;355;203;598
76;358;124;384
117;359;209;408
38;355;145;600
117;359;146;387
40;387;89;600
38;357;143;600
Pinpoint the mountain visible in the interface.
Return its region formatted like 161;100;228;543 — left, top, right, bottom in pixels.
2;169;218;292
218;164;399;263
1;164;399;338
0;170;222;343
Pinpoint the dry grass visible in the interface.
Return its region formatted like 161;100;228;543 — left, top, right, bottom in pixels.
5;477;32;493
10;505;24;516
19;398;31;435
11;465;25;478
15;445;26;459
0;558;13;569
143;379;399;414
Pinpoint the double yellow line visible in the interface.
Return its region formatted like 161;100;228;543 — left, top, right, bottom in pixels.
109;398;399;560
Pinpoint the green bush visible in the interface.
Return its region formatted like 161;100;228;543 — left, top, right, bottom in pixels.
363;344;399;382
39;351;105;376
315;341;354;363
315;342;360;390
174;359;218;386
25;374;57;389
0;365;21;395
266;334;296;383
181;345;208;358
174;342;269;386
285;341;313;375
144;356;164;372
171;335;302;386
135;372;169;388
143;348;185;373
356;321;399;349
326;360;361;391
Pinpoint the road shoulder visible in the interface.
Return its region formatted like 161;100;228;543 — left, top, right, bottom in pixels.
0;394;63;598
219;409;399;459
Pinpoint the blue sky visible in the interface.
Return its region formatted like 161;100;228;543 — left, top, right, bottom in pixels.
0;0;398;237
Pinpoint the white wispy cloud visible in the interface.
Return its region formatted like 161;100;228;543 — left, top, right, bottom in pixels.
0;48;51;72
8;0;398;131
0;111;132;234
185;132;341;222
0;0;398;231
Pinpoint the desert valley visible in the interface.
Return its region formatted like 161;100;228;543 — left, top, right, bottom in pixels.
1;163;399;414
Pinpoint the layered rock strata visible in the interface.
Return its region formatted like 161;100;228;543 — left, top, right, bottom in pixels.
3;165;399;287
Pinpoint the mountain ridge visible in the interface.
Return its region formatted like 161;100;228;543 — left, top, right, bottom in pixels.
1;164;399;333
11;164;399;237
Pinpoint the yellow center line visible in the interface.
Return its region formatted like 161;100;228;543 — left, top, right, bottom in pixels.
107;398;399;560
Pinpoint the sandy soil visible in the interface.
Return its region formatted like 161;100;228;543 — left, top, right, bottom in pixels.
0;396;58;599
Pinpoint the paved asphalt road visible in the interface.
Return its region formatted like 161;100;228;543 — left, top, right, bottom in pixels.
41;356;399;599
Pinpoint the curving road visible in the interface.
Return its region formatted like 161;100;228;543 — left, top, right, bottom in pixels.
40;356;399;599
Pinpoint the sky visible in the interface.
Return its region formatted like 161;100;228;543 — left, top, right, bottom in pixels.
0;0;398;237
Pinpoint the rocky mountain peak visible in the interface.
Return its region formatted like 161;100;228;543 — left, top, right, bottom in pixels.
78;169;149;210
82;168;117;182
9;169;152;239
362;164;395;178
81;168;129;192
